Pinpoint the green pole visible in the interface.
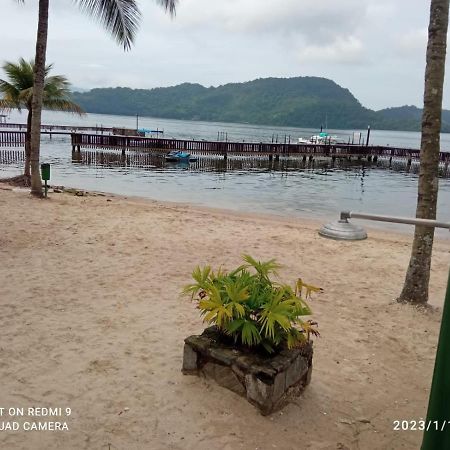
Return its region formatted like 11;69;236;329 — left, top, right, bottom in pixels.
421;269;450;449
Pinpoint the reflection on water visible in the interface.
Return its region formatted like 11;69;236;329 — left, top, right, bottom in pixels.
1;143;450;233
69;149;449;178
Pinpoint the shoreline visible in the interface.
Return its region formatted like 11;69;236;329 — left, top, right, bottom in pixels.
1;181;449;449
3;180;450;241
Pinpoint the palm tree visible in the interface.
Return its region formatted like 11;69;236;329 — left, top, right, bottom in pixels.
398;0;449;304
21;0;177;196
0;58;83;181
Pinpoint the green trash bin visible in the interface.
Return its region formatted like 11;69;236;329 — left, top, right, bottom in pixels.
41;163;50;181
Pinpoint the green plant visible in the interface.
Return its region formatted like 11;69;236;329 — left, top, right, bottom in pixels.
183;255;321;353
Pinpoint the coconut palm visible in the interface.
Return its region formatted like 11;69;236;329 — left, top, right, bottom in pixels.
398;0;449;304
19;0;177;196
0;58;83;181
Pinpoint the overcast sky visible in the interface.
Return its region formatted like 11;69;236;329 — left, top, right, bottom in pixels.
0;0;449;110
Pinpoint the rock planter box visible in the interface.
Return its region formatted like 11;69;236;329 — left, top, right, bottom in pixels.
182;327;313;415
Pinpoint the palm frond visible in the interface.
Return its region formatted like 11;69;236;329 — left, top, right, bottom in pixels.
0;79;22;109
156;0;177;15
0;98;19;113
75;0;142;50
1;58;83;114
242;254;282;279
2;59;34;92
43;99;85;115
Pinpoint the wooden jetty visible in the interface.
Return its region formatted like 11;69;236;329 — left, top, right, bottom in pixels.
1;129;450;168
69;132;450;165
0;122;114;134
0;130;75;147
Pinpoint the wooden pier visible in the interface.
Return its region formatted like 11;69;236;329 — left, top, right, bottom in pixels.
69;132;450;164
1;129;450;167
0;122;114;134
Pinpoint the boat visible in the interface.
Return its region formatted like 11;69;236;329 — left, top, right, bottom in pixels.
298;132;340;145
165;150;197;162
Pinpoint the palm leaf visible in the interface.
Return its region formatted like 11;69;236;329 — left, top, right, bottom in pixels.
296;278;323;299
241;320;261;346
75;0;141;50
1;59;84;115
242;254;282;279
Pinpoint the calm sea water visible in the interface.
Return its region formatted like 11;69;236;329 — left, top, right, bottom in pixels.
1;110;450;235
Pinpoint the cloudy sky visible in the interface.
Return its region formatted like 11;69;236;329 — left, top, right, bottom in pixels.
0;0;448;110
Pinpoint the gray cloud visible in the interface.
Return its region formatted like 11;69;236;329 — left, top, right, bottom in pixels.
0;0;448;110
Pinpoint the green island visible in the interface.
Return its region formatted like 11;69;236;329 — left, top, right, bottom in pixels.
71;76;450;132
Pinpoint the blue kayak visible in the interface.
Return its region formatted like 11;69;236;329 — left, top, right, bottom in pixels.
165;150;197;162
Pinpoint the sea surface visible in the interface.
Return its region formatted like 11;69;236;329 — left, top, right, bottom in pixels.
1;110;450;235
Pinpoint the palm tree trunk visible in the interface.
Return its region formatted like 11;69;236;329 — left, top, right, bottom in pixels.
398;0;449;304
30;0;49;197
24;109;32;177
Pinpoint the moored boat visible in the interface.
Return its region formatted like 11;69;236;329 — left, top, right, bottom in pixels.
165;150;197;162
298;132;339;145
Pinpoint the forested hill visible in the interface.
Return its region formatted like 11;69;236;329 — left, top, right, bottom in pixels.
70;77;450;132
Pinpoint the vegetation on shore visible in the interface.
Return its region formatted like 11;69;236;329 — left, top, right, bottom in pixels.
183;255;321;354
70;76;450;132
0;58;83;179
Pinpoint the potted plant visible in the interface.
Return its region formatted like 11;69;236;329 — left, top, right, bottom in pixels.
182;255;321;415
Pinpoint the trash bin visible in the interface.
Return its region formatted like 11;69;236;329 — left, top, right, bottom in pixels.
41;163;50;181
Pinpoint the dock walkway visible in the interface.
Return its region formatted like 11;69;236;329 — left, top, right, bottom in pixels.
1;128;450;165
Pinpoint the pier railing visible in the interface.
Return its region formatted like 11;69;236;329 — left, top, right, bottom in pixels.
70;132;450;162
1;129;449;164
0;122;114;133
0;130;25;147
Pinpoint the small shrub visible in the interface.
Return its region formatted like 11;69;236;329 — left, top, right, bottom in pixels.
183;255;321;353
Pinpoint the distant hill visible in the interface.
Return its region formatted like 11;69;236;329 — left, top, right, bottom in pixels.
70;77;450;132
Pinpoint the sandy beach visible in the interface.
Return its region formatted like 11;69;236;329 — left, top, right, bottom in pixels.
0;184;449;450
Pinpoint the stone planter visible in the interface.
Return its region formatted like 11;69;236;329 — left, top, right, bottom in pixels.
182;327;313;415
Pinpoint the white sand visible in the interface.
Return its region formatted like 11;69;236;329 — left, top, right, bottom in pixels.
0;184;449;450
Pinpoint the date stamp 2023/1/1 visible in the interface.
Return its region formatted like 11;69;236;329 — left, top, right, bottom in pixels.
393;420;450;432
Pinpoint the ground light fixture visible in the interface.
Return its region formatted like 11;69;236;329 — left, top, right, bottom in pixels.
319;211;450;240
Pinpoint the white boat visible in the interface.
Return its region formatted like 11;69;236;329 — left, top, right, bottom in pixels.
298;132;339;145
